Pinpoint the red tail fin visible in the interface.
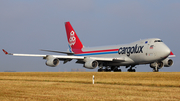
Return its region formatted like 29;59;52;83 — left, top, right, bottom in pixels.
65;22;83;53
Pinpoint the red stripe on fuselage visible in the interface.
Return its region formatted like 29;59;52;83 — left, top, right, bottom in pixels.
73;49;119;54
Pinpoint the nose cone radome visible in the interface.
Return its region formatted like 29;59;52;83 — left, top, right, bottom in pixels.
164;47;171;57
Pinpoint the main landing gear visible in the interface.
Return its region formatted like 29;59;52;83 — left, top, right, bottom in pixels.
97;64;137;72
126;65;136;72
97;66;121;72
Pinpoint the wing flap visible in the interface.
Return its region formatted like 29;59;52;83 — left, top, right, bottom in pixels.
40;49;74;55
49;55;84;60
80;56;125;62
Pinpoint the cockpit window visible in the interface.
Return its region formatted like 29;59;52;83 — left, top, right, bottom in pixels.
154;40;163;42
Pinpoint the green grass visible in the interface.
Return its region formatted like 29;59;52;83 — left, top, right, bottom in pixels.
0;72;180;101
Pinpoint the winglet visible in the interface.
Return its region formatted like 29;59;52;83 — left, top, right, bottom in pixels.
2;49;9;55
169;51;175;57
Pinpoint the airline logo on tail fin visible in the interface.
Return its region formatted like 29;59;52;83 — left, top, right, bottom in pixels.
65;22;83;54
69;30;76;46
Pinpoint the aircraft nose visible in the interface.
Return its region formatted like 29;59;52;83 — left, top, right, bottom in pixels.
164;48;171;56
161;45;171;58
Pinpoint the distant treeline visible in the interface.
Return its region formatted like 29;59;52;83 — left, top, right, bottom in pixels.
4;70;16;72
71;69;86;72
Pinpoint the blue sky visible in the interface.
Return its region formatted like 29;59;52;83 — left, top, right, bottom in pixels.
0;0;179;72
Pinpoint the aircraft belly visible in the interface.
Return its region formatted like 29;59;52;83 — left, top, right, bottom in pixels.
104;61;135;66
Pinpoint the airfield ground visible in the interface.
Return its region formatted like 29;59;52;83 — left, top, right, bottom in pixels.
0;72;179;101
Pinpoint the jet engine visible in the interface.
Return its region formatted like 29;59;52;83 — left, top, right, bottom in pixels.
162;58;173;67
150;61;164;69
84;60;98;69
46;58;60;67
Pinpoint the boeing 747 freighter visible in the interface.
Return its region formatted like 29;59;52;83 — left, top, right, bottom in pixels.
3;22;175;72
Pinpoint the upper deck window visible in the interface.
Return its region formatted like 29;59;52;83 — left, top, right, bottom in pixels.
154;40;163;42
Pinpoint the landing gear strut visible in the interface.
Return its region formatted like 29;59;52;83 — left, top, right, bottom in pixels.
127;65;136;72
150;62;160;72
153;63;159;72
112;66;121;72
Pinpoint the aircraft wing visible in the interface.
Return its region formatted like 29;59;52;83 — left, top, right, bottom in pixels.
2;49;83;59
2;49;125;62
3;49;47;57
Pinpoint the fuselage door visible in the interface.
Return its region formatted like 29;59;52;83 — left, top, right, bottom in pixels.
147;44;155;57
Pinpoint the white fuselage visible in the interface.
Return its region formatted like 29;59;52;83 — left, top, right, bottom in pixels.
73;38;170;66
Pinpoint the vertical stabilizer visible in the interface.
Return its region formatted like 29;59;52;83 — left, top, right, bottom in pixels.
65;22;83;53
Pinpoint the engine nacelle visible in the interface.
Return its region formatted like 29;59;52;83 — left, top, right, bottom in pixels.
84;60;98;69
46;58;60;67
150;61;164;69
162;58;173;67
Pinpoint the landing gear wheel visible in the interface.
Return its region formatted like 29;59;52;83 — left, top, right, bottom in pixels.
114;69;121;72
118;69;122;72
132;69;136;72
153;68;159;72
105;68;111;72
128;69;136;72
98;69;103;72
111;66;121;72
98;69;107;72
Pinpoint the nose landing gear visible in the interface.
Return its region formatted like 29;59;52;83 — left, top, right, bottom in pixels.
150;62;162;72
152;63;159;72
